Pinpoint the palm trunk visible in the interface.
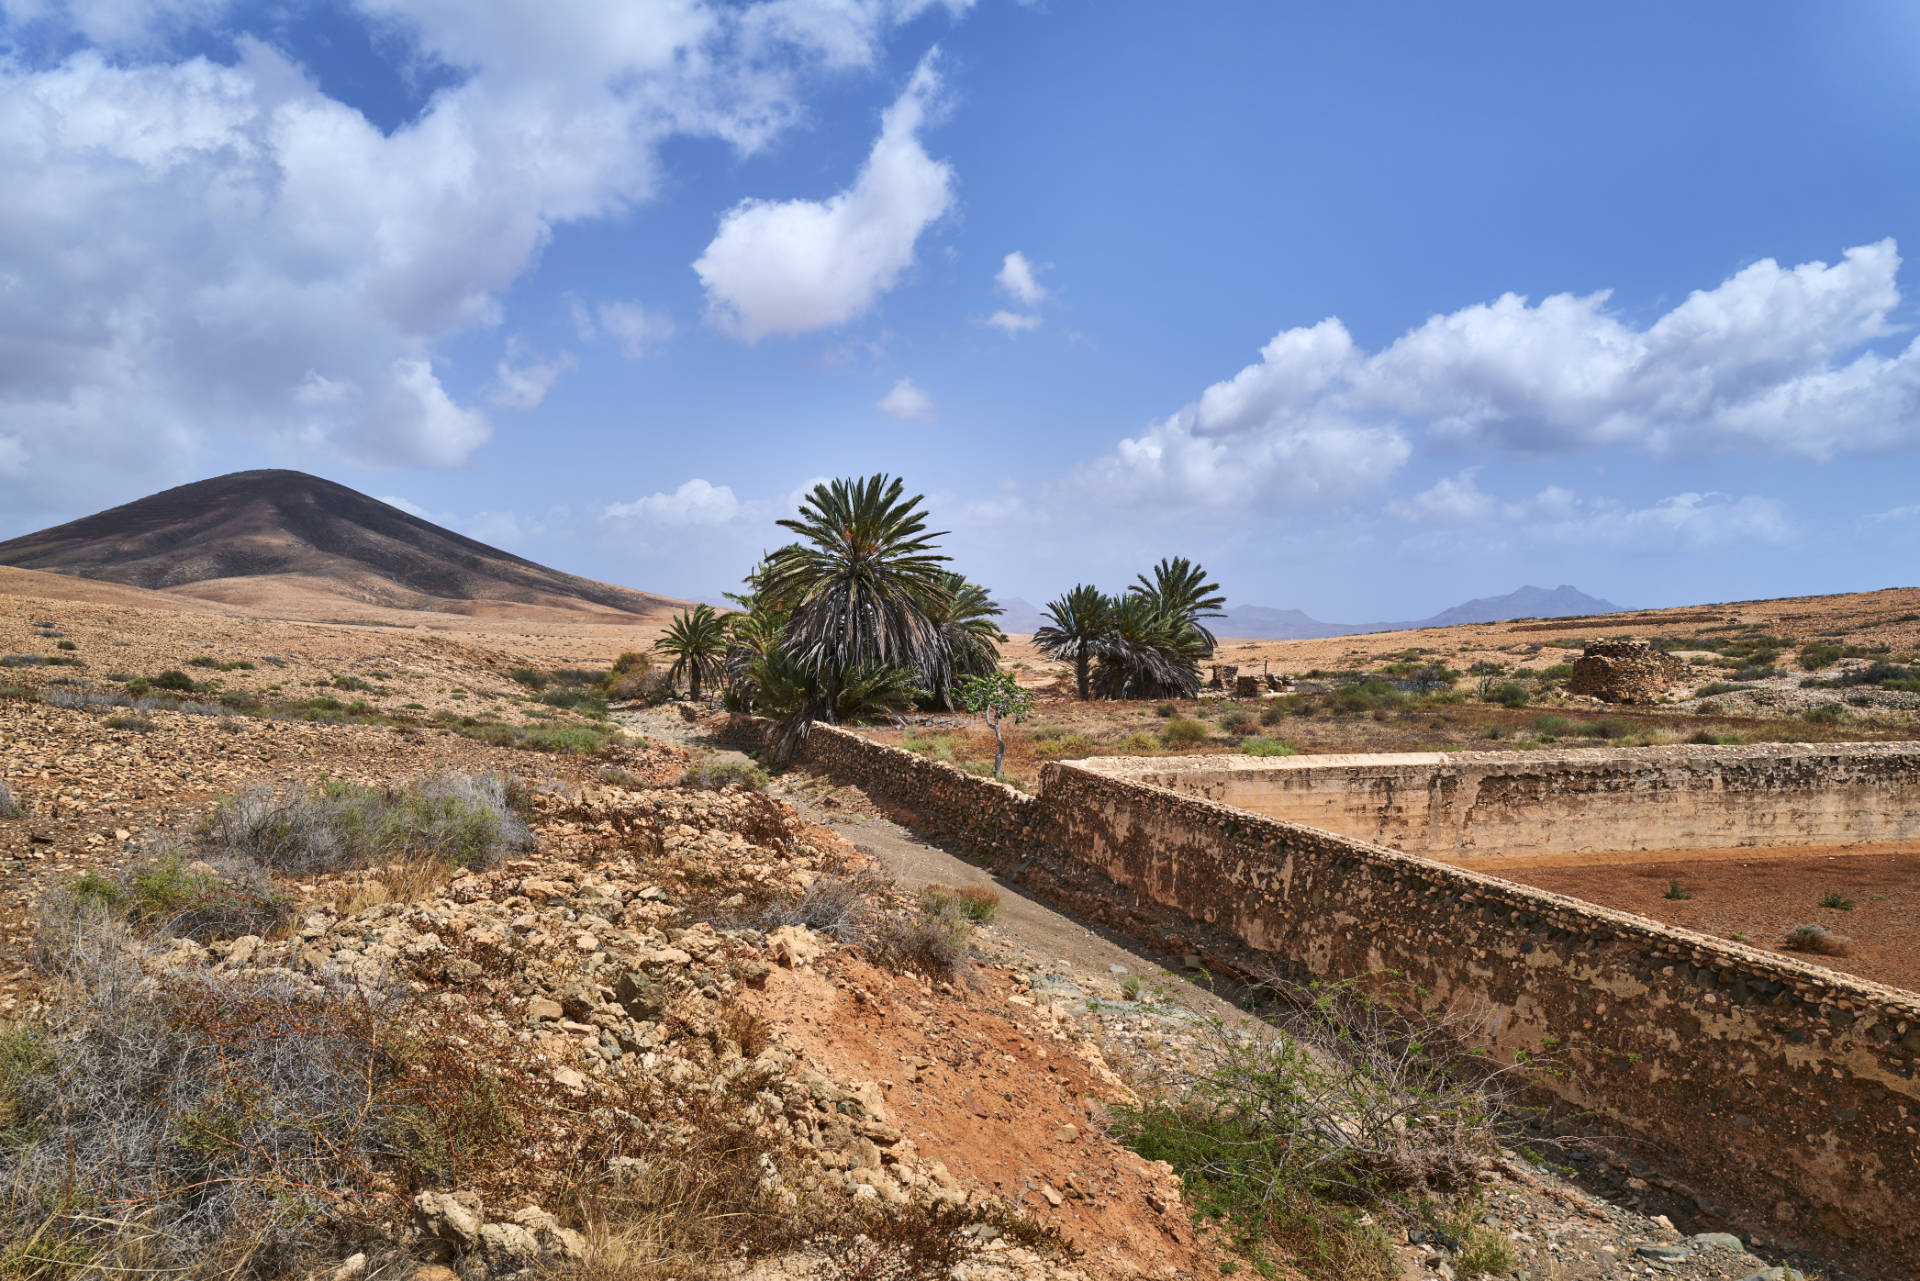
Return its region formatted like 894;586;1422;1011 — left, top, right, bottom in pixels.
1075;652;1091;701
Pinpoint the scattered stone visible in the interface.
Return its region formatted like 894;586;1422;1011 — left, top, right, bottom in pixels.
413;1190;484;1248
768;923;824;968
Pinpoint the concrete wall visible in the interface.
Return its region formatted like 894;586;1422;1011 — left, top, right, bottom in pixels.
1102;743;1920;862
731;721;1920;1272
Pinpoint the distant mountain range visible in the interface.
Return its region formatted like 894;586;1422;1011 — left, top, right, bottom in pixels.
994;584;1623;639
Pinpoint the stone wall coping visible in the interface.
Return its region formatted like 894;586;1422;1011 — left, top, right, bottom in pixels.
1046;758;1920;1016
806;723;1037;805
1072;739;1920;779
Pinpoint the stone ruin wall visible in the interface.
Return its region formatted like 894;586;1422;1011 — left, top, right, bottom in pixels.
1103;743;1920;862
723;718;1920;1273
1567;638;1686;704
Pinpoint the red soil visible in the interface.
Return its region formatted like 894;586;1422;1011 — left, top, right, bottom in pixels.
1498;848;1920;995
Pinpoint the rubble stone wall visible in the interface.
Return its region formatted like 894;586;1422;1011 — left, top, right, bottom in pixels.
1093;742;1920;861
1036;759;1920;1273
737;718;1920;1271
1567;638;1685;703
724;718;1043;851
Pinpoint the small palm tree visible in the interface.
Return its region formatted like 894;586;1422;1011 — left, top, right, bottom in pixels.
654;603;727;701
1032;584;1113;701
763;475;952;719
1132;556;1227;655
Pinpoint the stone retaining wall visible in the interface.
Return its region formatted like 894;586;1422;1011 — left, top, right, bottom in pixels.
1096;742;1920;862
1040;760;1920;1273
729;718;1920;1272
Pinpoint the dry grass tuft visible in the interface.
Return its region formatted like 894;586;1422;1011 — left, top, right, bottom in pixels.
1783;923;1853;956
199;772;533;877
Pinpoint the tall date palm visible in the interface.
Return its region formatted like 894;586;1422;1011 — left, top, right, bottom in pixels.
1032;584;1113;701
1131;555;1227;655
762;475;952;720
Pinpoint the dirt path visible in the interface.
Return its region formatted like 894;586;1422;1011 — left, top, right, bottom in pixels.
620;706;1251;1025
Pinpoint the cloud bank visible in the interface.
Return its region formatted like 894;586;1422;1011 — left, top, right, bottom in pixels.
1085;241;1919;509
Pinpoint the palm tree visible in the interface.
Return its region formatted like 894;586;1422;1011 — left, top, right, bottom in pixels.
762;476;952;720
1032;584;1113;701
1132;556;1227;655
1091;592;1204;699
925;571;1006;709
653;603;727;701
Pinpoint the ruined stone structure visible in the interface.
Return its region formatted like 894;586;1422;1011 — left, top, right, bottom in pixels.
1567;638;1685;703
726;718;1920;1274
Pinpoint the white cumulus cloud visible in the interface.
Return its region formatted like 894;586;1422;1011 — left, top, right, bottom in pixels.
877;376;934;420
986;309;1041;336
1080;318;1409;507
694;51;953;342
995;250;1046;304
0;1;967;512
604;478;744;525
1080;241;1920;512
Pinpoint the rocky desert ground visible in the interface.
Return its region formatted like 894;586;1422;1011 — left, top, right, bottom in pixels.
0;566;1873;1280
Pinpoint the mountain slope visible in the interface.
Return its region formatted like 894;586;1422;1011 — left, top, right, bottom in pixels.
0;470;677;621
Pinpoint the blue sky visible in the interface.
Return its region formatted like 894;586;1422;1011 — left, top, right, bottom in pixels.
3;1;1919;619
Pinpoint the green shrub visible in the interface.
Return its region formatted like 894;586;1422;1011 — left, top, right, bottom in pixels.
1111;977;1496;1280
1333;679;1408;714
1803;703;1844;724
1694;682;1742;697
1242;736;1297;757
1483;682;1529;708
1219;708;1259;735
1798;643;1843;671
1585;717;1632;740
1159;715;1209;746
1154;702;1177;718
874;896;976;976
150;670;198;692
452;721;623;755
55;640;77;652
1820;891;1854;911
1453;1224;1518;1277
68;854;290;942
1030;732;1095;761
919;883;1000;923
1663;878;1692;901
